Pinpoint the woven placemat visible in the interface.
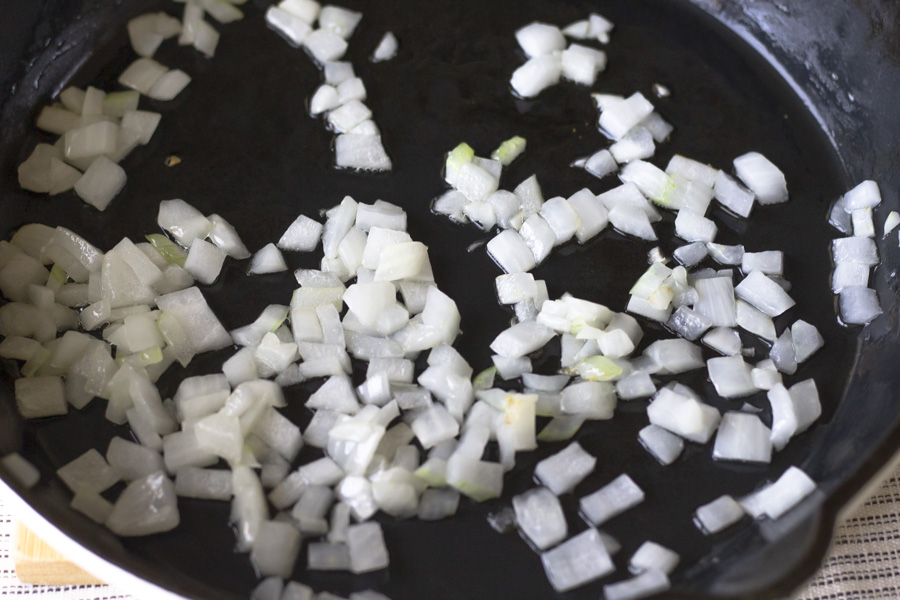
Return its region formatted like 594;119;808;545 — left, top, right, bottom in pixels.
2;472;899;600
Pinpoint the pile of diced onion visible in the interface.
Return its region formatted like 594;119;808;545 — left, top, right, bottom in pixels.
1;5;893;600
265;0;394;171
828;180;886;325
425;12;889;600
17;0;247;209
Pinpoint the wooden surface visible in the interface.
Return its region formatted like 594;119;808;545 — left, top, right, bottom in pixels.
13;520;105;586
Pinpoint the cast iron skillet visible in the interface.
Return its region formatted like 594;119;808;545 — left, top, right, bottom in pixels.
1;0;899;598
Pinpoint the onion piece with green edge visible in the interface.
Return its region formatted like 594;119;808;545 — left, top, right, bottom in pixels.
491;136;526;166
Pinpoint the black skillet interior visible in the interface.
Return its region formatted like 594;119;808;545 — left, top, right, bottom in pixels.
1;0;900;599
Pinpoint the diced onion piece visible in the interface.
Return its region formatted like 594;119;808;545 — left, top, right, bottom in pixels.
200;0;244;24
580;474;644;526
735;299;776;341
666;306;711;341
714;170;755;218
582;149;617;180
511;55;562;98
248;244;287;274
73;157;126;211
674;209;717;243
541;528;614;592
156;286;233;353
734;270;795;317
487;229;535;273
64;121;118;160
883;211;900;238
512;487;568;550
610;127;655;164
305;28;349;63
18;144;62;193
608;202;657;241
790;320;823;362
832;236;878;266
694;495;744;534
309;84;340;115
749;466;817;519
741;250;783;276
839;285;882;325
158;199;213;246
605;570;670;600
127;13;168;58
250;521;302;578
567;189;609;243
515;22;565;58
1;453;40;488
712;412;772;463
534;441;596;495
843;180;881;210
629;541;679;575
733;151;787;205
638;424;683;465
279;214;324;251
600;93;654;140
121;110;162;145
328;100;372;132
851;207;875;237
267;5;313;46
647;386;720;443
106;472;179;536
665;154;717;187
644;339;704;374
36;106;79;135
184;238;226;284
561;44;606;86
588;13;615;43
707;356;757;398
119;58;168;94
619;160;672;205
444;452;503;502
371;31;398;62
278;0;320;23
490;321;555;358
207;214;251;259
491;136;526;166
147;69;191;101
519;214;557;264
335;134;392;171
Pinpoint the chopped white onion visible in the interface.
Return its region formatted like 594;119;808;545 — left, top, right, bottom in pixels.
371;32;398;62
733;152;787;205
580;474;644;526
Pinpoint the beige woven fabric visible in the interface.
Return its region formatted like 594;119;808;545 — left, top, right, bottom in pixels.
794;473;900;600
2;472;899;599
